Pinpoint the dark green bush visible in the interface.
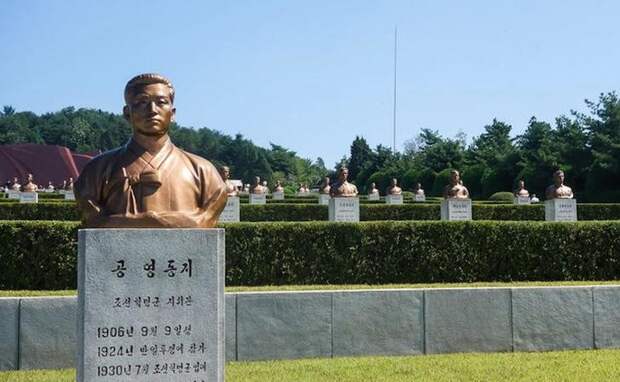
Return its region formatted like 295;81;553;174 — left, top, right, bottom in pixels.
489;192;515;202
1;220;619;289
1;202;620;222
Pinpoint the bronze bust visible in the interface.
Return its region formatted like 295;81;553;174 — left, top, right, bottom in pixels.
320;176;331;194
386;178;402;195
443;170;469;199
274;180;284;192
250;176;267;194
10;177;20;191
515;180;530;197
368;182;379;195
22;174;38;192
414;183;425;196
330;167;358;197
545;170;573;199
218;166;238;196
75;73;227;228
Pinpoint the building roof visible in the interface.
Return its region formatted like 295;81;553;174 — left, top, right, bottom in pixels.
0;143;94;186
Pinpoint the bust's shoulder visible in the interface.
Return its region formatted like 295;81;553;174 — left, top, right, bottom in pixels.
81;146;125;172
175;147;218;173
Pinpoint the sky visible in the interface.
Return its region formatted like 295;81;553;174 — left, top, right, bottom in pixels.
2;0;620;166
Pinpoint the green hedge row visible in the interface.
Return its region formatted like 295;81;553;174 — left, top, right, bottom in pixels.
1;203;619;222
1;220;619;289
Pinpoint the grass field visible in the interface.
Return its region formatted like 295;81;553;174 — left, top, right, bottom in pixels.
1;350;620;381
2;280;619;297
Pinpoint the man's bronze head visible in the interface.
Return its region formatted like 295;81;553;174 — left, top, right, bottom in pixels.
123;73;176;138
553;170;565;185
450;169;460;184
219;166;230;180
338;167;349;182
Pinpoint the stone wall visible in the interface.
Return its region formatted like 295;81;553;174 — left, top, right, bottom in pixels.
1;286;619;370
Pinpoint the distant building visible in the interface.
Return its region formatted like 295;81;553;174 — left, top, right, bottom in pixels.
0;143;95;186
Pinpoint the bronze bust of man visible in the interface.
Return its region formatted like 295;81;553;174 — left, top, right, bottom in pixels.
219;166;238;197
368;182;379;195
545;170;573;199
22;174;38;192
250;176;267;194
386;178;402;195
75;73;227;228
443;170;469;199
515;180;530;197
320;176;331;194
274;180;284;192
330;167;358;197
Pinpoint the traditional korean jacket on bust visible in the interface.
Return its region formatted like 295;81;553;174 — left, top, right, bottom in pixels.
75;138;227;228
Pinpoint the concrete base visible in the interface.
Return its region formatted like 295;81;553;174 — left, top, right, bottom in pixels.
440;199;472;221
545;199;577;221
328;197;360;222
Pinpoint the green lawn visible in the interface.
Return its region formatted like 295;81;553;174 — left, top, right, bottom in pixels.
2;350;620;381
2;280;620;297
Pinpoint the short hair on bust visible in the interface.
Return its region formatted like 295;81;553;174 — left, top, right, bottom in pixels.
554;170;564;176
124;73;175;104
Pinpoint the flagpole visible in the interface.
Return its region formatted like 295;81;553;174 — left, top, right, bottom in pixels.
393;26;398;153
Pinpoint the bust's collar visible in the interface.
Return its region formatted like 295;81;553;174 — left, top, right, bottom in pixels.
126;137;174;169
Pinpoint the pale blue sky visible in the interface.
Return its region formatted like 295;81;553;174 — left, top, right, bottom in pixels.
2;1;619;166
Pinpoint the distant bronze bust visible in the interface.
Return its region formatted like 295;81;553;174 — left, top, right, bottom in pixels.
368;182;379;195
75;73;227;228
545;170;573;199
274;180;284;192
250;176;267;194
22;174;38;192
320;176;331;194
330;167;358;197
414;183;425;196
386;178;402;195
219;166;238;197
443;170;469;199
65;177;74;191
10;177;21;191
515;180;530;197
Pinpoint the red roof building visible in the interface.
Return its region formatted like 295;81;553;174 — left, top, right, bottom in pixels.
0;144;94;187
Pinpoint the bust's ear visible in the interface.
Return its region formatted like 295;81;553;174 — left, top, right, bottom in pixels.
123;105;130;122
171;107;176;123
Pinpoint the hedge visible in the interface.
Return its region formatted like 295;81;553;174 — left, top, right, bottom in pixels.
1;220;619;290
2;202;620;222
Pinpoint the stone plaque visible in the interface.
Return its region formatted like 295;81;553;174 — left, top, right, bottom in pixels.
514;196;531;205
77;229;225;382
249;193;266;205
367;193;380;201
545;199;577;222
7;191;20;200
319;194;330;205
272;192;284;200
385;194;403;205
414;195;426;202
219;196;240;223
440;199;472;221
328;197;360;222
65;191;76;201
19;192;38;204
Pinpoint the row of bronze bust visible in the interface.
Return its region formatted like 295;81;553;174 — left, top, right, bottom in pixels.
73;73;575;229
5;175;75;192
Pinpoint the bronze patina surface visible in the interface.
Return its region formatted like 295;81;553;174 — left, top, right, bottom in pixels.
545;170;573;199
22;174;38;192
443;169;469;199
75;73;227;228
386;178;402;195
414;182;425;196
368;182;379;196
250;176;268;194
219;166;238;196
515;179;530;197
320;176;331;194
274;180;284;192
330;167;358;197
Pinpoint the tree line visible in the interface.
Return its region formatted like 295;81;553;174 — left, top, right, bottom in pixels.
340;92;620;201
1;91;619;201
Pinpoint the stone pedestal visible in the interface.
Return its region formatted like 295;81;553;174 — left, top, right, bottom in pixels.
367;193;380;201
272;192;284;200
219;196;240;223
19;192;38;204
385;194;403;205
328;197;360;222
440;199;472;221
77;229;225;382
414;195;426;202
514;196;531;205
7;191;20;200
319;194;330;206
64;191;75;201
545;199;577;222
249;193;266;205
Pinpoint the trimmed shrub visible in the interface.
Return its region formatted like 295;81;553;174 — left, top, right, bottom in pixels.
489;192;515;202
2;202;620;222
1;220;620;289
